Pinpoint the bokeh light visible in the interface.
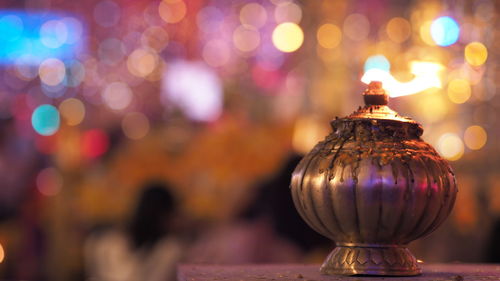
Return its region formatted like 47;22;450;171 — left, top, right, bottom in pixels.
233;25;261;53
82;129;109;159
202;39;231;67
416;94;448;123
31;104;60;136
386;17;411;43
159;0;187;24
36;167;63;196
464;42;488;67
98;38;125;66
141;26;169;51
39;58;66;86
343;13;370;41
0;15;23;42
102;82;133;110
240;3;267;28
317;23;342;49
122;112;150;140
127;48;159;78
94;0;121;27
447;79;471;104
274;2;302;24
430;16;460;47
40;20;68;48
464;125;487;150
272;22;304;53
64;59;85;87
437;133;464;161
162;61;222;122
364;55;390;72
59;98;85;126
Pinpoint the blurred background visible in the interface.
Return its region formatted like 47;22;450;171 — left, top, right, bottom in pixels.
0;0;497;280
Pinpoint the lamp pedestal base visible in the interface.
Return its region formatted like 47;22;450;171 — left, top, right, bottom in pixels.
320;245;421;276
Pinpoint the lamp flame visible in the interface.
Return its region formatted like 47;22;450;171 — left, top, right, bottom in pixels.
361;61;444;97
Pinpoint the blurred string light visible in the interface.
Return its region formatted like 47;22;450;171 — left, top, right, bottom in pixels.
122;112;150;140
437;133;464;161
59;98;85;126
386;17;411;43
361;61;443;97
447;79;471;104
233;25;260;53
159;0;187;24
430;16;460;47
36;167;63;196
162;61;222;122
364;55;390;72
127;48;159;77
240;3;267;28
31;104;60;136
464;42;487;66
464;125;487;150
343;13;370;42
274;2;302;24
272;22;303;53
82;129;109;159
94;0;121;27
317;23;342;49
102;82;133;111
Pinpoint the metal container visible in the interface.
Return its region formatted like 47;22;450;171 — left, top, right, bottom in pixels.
290;81;457;276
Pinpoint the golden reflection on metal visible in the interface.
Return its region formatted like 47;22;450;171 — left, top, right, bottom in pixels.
290;81;457;276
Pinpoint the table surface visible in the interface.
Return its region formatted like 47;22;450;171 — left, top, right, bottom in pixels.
178;264;500;281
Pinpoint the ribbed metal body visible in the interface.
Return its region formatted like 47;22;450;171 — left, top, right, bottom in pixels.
291;100;457;276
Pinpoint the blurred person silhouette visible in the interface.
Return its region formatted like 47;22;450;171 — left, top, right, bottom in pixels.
187;154;331;263
85;181;183;281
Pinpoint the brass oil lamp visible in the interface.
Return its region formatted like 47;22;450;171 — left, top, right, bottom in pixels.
291;81;457;276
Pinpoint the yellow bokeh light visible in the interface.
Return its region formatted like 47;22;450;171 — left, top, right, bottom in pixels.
240;3;267;28
317;23;342;49
272;22;304;53
158;0;187;24
464;125;487;150
464;42;488;67
39;58;66;86
233;25;260;52
416;93;447;123
59;98;85;126
447;79;471;104
127;48;159;78
419;21;436;46
386;17;411;43
122;112;150;140
437;133;464;161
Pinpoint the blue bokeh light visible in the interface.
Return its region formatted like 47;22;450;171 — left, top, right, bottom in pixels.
364;55;391;72
0;10;85;65
430;16;460;47
31;104;60;136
